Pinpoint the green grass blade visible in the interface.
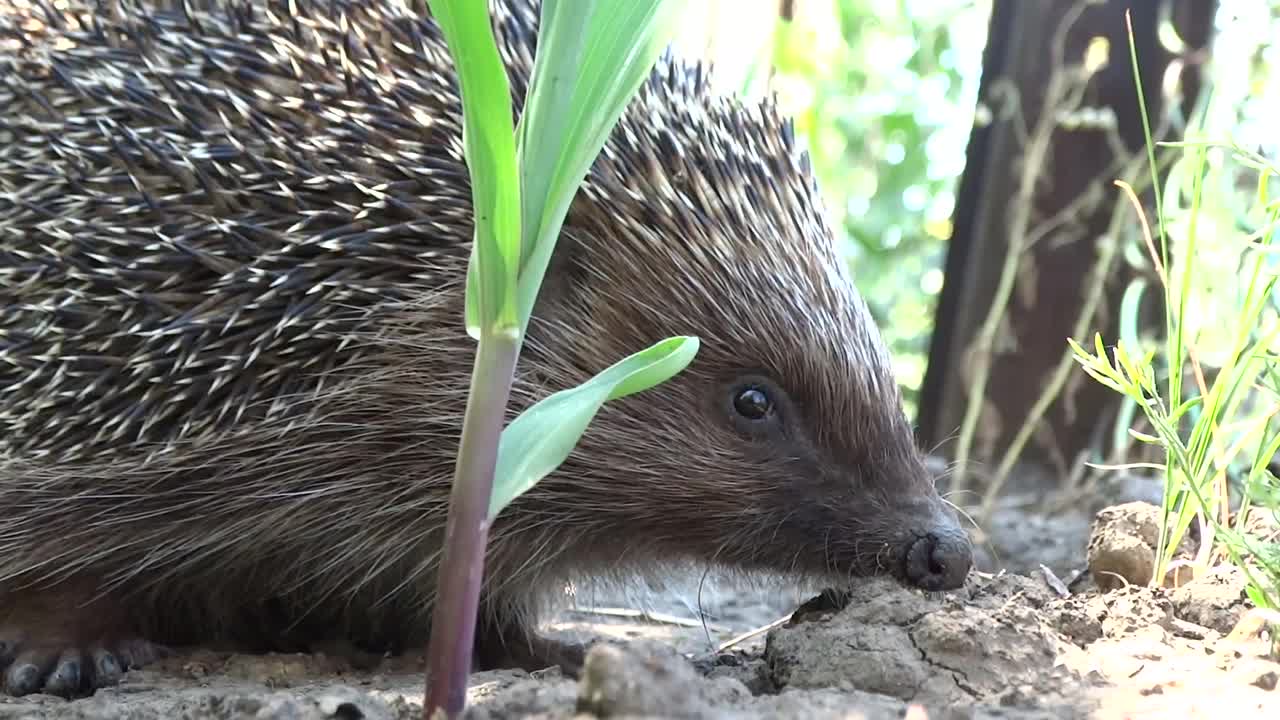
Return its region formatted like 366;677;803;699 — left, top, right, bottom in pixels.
429;0;522;335
1168;395;1203;424
513;0;686;332
489;335;700;519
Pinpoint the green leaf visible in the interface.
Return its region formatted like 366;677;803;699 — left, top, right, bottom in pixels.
429;0;522;336
513;0;686;332
1245;584;1268;610
1168;395;1204;424
1128;429;1164;445
1080;366;1129;395
489;335;700;519
1114;341;1141;385
1067;336;1123;389
1118;278;1148;356
1094;332;1109;364
1066;336;1092;360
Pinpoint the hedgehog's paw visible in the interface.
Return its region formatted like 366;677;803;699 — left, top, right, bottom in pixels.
0;591;168;698
0;633;165;698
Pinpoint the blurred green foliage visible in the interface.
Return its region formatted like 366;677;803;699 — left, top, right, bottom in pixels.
672;1;1278;429
674;0;991;416
1110;0;1280;469
1072;0;1280;615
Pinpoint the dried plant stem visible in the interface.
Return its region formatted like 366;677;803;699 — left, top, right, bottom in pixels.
977;146;1175;522
977;193;1127;520
424;333;521;719
948;74;1065;496
949;0;1190;505
948;1;1105;497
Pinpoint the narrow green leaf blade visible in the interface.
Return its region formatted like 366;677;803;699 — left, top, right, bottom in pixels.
489;335;700;519
429;0;522;334
1127;429;1163;445
513;0;686;332
1168;395;1204;424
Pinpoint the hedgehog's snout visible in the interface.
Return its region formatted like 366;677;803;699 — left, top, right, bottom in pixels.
901;524;972;592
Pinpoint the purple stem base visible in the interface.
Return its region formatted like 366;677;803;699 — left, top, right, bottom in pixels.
423;335;521;718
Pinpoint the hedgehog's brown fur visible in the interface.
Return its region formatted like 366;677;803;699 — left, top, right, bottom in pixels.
0;0;972;699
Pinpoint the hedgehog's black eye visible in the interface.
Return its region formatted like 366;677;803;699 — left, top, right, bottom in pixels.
733;385;774;420
723;375;787;438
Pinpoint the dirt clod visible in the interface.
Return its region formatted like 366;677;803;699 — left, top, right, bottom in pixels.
1171;565;1251;634
1085;501;1203;592
576;641;749;718
1087;502;1164;589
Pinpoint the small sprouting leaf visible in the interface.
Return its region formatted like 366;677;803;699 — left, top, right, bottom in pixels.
1168;395;1203;424
429;0;522;334
1112;341;1157;401
1139;347;1158;371
1128;428;1164;445
1244;584;1267;610
489;336;700;519
1067;336;1124;391
1114;340;1139;383
1066;336;1092;360
1081;365;1128;394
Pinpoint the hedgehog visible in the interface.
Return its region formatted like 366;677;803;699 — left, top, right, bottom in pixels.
0;0;973;699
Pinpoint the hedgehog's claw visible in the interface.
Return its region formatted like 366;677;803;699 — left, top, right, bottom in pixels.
44;649;87;696
4;652;49;696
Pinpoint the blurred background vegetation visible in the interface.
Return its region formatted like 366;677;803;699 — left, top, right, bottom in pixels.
670;0;1279;421
664;0;1280;619
672;0;990;418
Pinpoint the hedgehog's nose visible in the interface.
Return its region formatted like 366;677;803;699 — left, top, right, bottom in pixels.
903;525;972;592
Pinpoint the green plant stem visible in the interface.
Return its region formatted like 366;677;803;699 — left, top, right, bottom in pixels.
424;332;521;719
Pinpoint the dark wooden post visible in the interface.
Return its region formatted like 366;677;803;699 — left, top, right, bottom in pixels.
916;0;1217;485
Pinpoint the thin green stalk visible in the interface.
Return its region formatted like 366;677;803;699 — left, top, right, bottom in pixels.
1122;9;1202;584
421;2;690;716
1156;139;1209;583
424;333;521;719
1121;11;1177;579
1123;12;1173;391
